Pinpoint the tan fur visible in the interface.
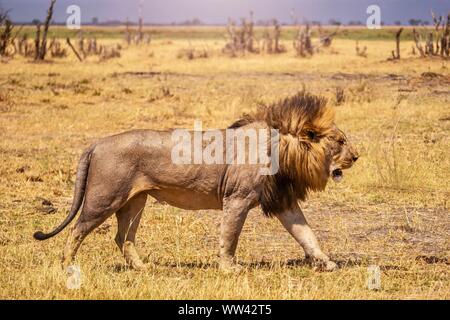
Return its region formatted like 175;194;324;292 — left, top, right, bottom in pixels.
34;91;358;272
328;126;360;172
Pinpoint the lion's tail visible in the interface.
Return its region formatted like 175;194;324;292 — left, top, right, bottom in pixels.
33;145;95;241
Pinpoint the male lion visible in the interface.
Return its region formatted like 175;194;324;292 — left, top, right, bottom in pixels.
34;92;358;272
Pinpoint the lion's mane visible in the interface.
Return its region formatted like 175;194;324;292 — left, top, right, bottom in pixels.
230;91;335;216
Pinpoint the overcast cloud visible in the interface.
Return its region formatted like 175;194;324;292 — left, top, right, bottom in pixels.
1;0;449;24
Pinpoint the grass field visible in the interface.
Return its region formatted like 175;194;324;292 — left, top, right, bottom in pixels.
0;27;449;299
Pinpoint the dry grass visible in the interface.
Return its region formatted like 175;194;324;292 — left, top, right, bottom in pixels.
0;34;449;299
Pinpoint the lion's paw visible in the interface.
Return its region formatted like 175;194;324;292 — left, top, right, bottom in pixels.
306;256;338;272
130;261;148;271
219;261;244;274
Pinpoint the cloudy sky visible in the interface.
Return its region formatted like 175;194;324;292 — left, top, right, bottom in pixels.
1;0;449;24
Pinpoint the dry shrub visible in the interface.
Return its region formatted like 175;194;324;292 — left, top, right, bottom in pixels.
412;11;450;58
347;80;376;103
293;24;314;57
293;23;338;57
176;47;210;60
0;90;14;112
222;13;258;56
98;44;121;61
49;38;67;58
362;96;430;191
261;19;286;54
16;35;35;57
355;41;368;58
124;18;151;46
147;86;174;103
76;32;122;61
161;86;173;97
334;87;346;106
77;34;101;57
0;11;14;57
373;108;417;188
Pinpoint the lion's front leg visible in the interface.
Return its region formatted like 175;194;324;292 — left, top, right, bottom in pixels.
219;198;250;272
277;203;337;271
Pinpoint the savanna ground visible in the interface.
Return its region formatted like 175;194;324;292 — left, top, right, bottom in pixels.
0;26;449;299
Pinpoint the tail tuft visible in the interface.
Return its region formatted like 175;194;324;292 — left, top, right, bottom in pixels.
33;231;48;240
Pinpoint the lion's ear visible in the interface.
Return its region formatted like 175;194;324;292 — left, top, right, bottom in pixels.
311;105;335;134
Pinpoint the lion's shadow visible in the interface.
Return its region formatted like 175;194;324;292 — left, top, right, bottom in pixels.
110;257;405;272
243;258;364;270
246;258;406;271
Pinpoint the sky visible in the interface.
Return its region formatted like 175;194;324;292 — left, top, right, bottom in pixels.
1;0;449;24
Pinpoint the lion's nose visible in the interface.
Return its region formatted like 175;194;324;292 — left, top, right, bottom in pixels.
352;155;359;162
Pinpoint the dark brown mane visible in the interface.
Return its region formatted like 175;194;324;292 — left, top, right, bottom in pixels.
229;91;329;134
230;91;336;216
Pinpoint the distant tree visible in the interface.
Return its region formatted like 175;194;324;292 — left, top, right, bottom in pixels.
32;18;41;25
348;20;363;26
92;17;99;25
394;21;402;26
179;18;203;26
408;18;422;26
328;19;341;26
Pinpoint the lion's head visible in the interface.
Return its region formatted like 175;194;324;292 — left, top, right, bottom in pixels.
327;126;359;183
230;92;359;216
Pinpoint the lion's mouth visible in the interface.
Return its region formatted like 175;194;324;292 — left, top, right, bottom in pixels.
331;168;343;182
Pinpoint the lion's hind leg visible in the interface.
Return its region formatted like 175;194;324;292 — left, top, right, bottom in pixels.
115;193;147;271
62;208;116;270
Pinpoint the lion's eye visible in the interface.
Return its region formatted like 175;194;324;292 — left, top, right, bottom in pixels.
338;139;345;145
306;130;317;140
